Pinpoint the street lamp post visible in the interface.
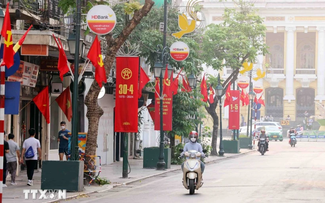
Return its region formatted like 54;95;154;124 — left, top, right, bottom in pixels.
188;73;198;132
248;83;255;150
216;74;224;156
69;0;81;161
154;61;173;170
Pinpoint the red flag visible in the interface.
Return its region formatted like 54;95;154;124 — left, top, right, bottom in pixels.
224;82;232;107
55;87;72;121
87;35;107;88
171;67;184;95
33;86;50;124
258;95;265;106
181;76;192;92
13;25;33;53
208;85;215;104
155;79;160;98
1;3;14;68
163;65;172;96
200;74;208;102
240;90;245;106
241;89;249;106
138;67;150;99
52;34;70;81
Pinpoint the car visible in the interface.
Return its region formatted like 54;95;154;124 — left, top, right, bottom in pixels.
264;126;283;141
255;122;283;132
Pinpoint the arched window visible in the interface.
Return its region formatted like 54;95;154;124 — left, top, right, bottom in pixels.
266;88;283;118
296;88;315;118
299;45;315;69
269;45;284;69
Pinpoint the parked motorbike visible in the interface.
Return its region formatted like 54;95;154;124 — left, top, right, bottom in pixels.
289;133;297;147
259;138;267;155
180;150;203;195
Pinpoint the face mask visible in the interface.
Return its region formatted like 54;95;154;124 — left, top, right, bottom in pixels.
190;138;196;142
61;126;65;130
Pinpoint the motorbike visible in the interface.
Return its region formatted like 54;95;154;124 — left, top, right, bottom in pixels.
259;138;267;155
289;133;297;147
180;150;204;195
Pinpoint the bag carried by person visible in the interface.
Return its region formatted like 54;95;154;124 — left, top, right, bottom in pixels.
25;146;35;158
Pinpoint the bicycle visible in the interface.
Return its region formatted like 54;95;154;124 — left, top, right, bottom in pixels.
67;153;102;185
79;154;102;185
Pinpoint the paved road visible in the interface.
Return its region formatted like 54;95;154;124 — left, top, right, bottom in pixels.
65;140;325;203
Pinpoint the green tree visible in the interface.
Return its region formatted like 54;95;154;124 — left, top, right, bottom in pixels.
169;89;204;158
59;0;155;164
201;0;268;155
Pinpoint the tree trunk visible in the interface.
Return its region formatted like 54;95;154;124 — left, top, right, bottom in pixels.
85;81;104;156
205;97;219;155
84;0;154;161
211;114;219;155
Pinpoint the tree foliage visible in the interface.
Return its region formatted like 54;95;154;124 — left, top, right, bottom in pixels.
171;90;204;138
200;0;268;155
201;1;268;71
112;5;204;74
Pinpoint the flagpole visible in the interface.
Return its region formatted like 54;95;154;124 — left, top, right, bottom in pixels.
71;0;81;161
67;61;74;81
0;63;5;201
78;59;90;83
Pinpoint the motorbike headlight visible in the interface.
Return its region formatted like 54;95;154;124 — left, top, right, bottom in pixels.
190;153;196;158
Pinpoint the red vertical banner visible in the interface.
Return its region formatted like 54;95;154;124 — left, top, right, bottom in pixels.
154;79;173;131
228;90;240;130
115;57;139;132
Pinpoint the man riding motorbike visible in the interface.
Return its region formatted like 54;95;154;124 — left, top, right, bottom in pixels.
288;127;297;144
258;128;269;151
181;131;205;173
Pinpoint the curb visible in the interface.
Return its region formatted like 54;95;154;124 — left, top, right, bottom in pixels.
49;149;254;202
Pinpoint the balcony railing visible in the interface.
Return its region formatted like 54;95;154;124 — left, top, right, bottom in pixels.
295;68;316;75
267;68;284;74
0;0;63;21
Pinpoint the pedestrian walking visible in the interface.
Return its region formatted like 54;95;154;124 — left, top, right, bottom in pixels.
57;121;70;160
6;133;20;185
20;128;41;186
3;139;9;187
241;114;245;126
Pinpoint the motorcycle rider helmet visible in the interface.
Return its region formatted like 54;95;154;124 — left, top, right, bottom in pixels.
260;127;266;133
189;131;198;143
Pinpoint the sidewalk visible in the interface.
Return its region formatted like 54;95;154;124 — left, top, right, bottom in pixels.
3;148;253;202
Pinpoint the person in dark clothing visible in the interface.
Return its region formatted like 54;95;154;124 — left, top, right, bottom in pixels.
258;128;269;151
3;139;9;187
57;121;70;160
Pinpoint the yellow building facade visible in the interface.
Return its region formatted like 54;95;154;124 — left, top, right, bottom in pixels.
198;0;325;127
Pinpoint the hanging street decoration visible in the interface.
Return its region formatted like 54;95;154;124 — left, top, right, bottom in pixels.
172;0;202;39
86;5;117;35
170;41;190;61
253;68;266;81
253;82;264;94
237;76;249;89
239;62;253;75
228;90;240;130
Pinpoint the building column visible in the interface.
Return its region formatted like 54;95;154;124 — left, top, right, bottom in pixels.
315;27;325;102
283;26;296;102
